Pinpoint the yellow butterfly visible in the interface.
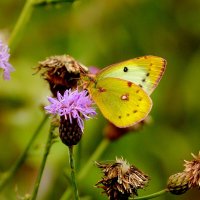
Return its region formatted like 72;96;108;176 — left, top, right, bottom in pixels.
86;56;166;128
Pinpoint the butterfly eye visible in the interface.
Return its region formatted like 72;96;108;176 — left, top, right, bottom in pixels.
123;67;128;72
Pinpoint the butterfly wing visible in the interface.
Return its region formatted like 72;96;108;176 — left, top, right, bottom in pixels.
87;77;152;128
96;56;166;95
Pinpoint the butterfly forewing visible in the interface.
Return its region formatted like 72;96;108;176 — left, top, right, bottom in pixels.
88;77;152;128
97;56;166;95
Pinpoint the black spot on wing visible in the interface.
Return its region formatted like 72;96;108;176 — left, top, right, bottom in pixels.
123;67;128;72
138;84;143;88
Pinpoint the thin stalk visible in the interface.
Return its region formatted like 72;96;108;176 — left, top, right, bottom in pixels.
135;189;168;200
0;115;48;191
68;146;79;200
76;141;82;171
60;138;110;200
78;138;110;181
31;124;55;200
34;0;75;6
8;0;35;52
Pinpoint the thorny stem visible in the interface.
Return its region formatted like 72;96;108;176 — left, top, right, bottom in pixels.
134;189;168;200
31;124;56;200
60;138;110;200
68;146;79;200
0;115;48;191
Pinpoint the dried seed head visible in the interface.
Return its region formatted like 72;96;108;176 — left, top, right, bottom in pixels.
96;157;149;199
167;172;190;195
59;116;82;146
37;55;88;96
183;151;200;189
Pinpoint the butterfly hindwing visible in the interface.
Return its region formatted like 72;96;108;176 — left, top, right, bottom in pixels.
96;56;166;95
88;77;152;128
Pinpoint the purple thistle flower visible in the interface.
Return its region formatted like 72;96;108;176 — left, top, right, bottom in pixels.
0;40;15;80
45;89;96;131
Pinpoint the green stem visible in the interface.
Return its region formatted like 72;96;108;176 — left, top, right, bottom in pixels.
0;115;48;191
134;189;168;200
68;146;79;200
78;138;110;181
34;0;75;6
31;124;55;200
8;0;35;52
8;0;76;52
76;141;82;171
60;138;110;200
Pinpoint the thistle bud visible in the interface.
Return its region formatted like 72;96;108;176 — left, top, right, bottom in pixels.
59;116;82;146
167;151;200;195
167;172;189;195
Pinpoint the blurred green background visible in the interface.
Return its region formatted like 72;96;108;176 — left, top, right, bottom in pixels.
0;0;200;199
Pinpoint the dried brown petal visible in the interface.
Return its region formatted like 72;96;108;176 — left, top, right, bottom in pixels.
183;151;200;188
37;55;88;96
96;157;149;199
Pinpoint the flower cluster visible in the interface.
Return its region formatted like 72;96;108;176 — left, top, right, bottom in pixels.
45;89;96;132
0;40;14;80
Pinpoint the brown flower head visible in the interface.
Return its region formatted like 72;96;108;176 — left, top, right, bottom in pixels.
96;157;149;200
37;55;88;96
183;151;200;189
